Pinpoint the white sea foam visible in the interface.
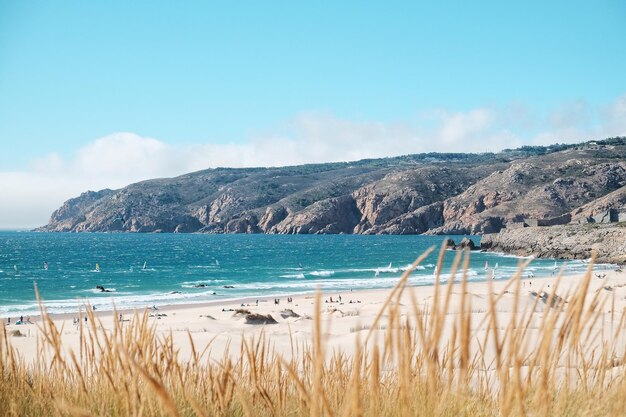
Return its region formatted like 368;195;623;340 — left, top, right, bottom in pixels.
310;270;334;277
180;279;226;287
0;289;223;316
279;273;306;279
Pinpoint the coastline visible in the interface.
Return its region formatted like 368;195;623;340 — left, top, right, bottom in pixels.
6;266;625;364
1;257;612;322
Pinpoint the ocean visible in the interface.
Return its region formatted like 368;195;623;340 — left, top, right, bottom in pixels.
0;232;611;317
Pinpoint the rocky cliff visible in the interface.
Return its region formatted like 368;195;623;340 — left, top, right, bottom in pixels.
38;137;626;237
480;224;626;264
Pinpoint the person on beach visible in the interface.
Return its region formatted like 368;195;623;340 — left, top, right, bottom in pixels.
7;317;10;325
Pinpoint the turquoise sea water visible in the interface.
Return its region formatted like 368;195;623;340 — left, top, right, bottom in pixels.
0;232;611;316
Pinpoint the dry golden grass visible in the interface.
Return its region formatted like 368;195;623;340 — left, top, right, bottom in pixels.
2;245;626;416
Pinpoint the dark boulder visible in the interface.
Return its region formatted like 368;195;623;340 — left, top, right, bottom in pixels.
280;309;300;319
456;237;477;250
245;313;278;324
444;238;456;249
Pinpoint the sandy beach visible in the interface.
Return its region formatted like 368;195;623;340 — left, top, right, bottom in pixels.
5;265;626;365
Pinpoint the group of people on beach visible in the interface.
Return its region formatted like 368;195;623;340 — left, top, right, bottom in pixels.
325;295;342;303
273;297;294;305
6;315;33;325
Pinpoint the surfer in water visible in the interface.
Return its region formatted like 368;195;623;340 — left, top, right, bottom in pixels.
43;261;48;271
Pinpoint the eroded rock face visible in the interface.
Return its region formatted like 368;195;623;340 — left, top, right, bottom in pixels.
226;213;260;234
45;190;115;232
270;195;361;234
258;206;289;231
571;185;626;223
364;202;445;235
207;190;241;224
429;158;626;235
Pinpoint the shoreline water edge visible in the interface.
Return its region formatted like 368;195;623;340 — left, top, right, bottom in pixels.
0;232;619;318
5;265;625;366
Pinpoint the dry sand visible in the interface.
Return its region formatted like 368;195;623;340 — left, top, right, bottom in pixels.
5;267;626;365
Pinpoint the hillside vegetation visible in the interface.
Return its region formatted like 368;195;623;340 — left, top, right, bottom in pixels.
39;137;626;235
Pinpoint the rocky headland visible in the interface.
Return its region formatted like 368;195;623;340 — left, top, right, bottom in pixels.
480;224;626;264
37;137;626;261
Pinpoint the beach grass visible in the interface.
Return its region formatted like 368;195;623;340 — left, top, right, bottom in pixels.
2;246;626;416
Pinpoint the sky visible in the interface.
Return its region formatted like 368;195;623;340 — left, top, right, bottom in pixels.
1;1;625;228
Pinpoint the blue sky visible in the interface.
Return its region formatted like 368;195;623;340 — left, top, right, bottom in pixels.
1;1;626;227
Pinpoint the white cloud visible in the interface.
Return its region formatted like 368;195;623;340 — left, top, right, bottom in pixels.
1;95;626;228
